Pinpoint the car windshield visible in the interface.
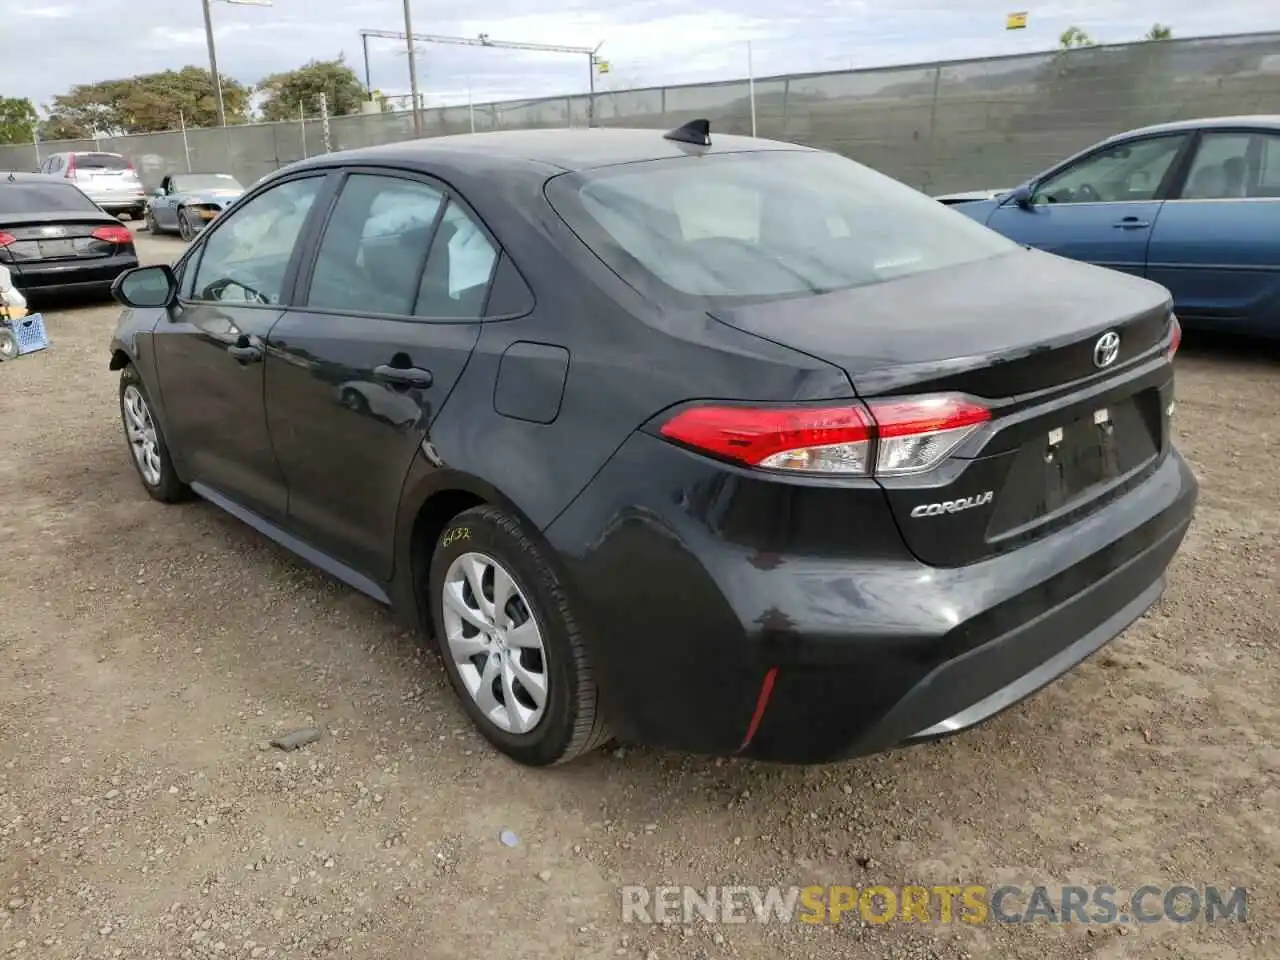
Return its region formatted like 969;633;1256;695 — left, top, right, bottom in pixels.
0;181;101;215
175;174;243;192
548;150;1018;303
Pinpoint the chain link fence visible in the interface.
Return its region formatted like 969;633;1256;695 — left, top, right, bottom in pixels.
4;31;1278;195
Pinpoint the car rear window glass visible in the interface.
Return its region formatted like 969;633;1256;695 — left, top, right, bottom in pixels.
547;150;1019;303
75;153;131;170
0;182;101;215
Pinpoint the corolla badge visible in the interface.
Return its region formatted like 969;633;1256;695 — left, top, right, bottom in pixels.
910;490;994;518
1093;331;1120;369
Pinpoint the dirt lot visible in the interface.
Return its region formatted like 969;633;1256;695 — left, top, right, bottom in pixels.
1;223;1277;960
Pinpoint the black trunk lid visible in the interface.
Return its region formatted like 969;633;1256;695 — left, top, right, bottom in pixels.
709;248;1178;567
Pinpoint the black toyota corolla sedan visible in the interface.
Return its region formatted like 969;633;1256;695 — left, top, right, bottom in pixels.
107;123;1198;767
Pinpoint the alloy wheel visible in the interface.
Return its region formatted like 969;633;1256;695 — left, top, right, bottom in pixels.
441;552;549;734
178;211;194;242
121;384;163;486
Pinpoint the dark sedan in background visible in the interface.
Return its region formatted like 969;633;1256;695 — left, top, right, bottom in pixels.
0;172;138;300
943;115;1280;339
145;172;246;241
106;125;1196;767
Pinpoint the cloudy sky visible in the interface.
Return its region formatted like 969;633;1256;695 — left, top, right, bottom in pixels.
7;0;1279;112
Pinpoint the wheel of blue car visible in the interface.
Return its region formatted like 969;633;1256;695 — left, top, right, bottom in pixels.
119;365;189;504
178;209;195;242
428;505;611;766
144;208;159;234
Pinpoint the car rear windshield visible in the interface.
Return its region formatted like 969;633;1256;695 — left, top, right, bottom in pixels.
75;153;131;170
546;150;1019;303
0;182;101;215
175;174;243;192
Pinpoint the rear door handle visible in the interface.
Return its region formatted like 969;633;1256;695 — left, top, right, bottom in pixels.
227;343;262;363
1113;217;1150;229
373;364;433;388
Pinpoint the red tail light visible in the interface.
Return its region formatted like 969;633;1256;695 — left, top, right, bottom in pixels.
0;232;15;247
65;155;76;179
92;225;132;245
1167;314;1182;361
658;393;991;477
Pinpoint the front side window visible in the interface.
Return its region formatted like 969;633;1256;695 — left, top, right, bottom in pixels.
547;149;1018;302
188;176;322;305
1033;135;1188;205
306;173;445;316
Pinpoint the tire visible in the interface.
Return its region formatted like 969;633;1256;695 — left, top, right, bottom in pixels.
144;209;160;234
0;328;16;361
177;209;195;242
427;505;610;766
118;365;190;503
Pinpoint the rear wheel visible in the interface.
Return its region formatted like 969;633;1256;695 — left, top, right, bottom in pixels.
428;505;610;766
178;209;195;242
119;365;189;503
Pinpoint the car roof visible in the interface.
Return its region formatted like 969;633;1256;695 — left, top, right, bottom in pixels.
1114;115;1280;140
297;126;815;175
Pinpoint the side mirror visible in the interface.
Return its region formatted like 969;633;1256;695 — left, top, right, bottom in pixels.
112;264;177;309
152;188;166;198
1007;184;1035;209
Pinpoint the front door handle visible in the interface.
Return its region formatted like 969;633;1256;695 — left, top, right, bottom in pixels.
374;364;433;388
1113;217;1151;229
227;342;262;363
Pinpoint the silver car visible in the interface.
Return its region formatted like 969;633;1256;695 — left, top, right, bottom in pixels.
37;151;147;219
144;172;246;241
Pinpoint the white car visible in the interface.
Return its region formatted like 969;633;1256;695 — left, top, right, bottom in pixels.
37;151;147;219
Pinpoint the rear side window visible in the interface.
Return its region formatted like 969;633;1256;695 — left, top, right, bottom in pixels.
306;173;445;316
0;181;100;215
305;173;499;320
547;150;1018;304
74;153;131;171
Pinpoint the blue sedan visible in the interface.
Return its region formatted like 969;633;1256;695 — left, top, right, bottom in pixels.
942;116;1280;338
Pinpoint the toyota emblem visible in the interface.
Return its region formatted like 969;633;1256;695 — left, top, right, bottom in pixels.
1093;331;1120;369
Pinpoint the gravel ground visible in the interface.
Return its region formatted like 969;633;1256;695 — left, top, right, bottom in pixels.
1;223;1277;959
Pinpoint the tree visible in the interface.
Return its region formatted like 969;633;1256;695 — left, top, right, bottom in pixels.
46;67;249;136
0;96;38;145
1145;24;1173;41
1059;26;1097;49
38;114;90;141
257;57;367;121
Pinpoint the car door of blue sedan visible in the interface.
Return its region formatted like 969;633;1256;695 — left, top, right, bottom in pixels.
1145;128;1280;335
981;131;1193;279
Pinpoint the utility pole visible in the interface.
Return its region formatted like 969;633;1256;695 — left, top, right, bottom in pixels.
361;32;373;101
202;0;225;127
202;0;273;128
402;0;423;137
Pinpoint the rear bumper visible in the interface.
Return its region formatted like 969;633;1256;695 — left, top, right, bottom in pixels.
544;432;1198;763
92;197;146;213
11;253;138;296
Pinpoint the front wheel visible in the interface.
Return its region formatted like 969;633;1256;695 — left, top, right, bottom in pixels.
177;209;195;242
144;208;160;234
428;506;610;766
119;366;189;503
